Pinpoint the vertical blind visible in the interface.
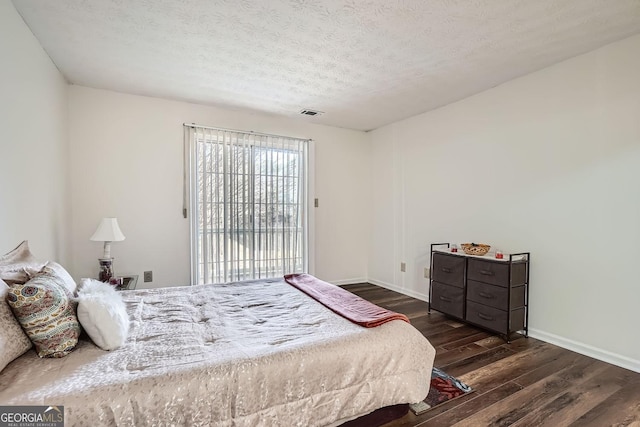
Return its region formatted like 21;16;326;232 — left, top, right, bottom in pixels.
185;124;308;285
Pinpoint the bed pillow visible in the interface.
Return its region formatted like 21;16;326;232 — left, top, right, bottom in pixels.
25;261;77;295
6;271;81;358
0;241;46;284
0;279;33;372
76;279;129;351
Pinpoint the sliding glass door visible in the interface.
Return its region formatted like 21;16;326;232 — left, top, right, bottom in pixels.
186;125;308;285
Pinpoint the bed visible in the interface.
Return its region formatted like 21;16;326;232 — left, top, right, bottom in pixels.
0;277;435;426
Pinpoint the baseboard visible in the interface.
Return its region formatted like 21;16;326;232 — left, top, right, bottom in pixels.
528;328;640;373
332;277;368;286
366;278;430;303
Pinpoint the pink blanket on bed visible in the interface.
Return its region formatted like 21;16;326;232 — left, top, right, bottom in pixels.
284;274;410;328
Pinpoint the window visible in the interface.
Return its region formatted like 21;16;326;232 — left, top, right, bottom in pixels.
185;125;308;284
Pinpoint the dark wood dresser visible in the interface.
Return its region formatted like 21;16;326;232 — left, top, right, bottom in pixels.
429;243;530;342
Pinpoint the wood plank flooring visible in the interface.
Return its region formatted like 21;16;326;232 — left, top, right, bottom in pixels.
342;283;640;427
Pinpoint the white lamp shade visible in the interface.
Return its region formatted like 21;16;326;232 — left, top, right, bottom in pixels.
90;218;125;242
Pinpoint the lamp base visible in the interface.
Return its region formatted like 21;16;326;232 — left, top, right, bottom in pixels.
98;258;115;282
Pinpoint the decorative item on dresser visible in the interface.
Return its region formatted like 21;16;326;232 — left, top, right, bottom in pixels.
460;242;491;256
428;242;530;343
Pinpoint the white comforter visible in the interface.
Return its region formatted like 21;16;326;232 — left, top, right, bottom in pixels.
0;279;435;426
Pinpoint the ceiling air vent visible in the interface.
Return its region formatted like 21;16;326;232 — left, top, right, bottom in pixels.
299;109;324;116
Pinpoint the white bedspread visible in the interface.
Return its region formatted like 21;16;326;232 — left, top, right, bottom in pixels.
0;279;435;426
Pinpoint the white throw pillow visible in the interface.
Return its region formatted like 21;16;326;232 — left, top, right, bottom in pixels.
76;279;129;351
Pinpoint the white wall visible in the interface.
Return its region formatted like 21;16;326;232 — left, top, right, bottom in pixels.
369;34;640;371
68;86;370;288
0;2;70;263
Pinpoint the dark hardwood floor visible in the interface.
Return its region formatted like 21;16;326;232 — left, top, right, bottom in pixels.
343;283;640;427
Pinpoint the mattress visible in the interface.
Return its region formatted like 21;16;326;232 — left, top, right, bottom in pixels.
0;279;435;426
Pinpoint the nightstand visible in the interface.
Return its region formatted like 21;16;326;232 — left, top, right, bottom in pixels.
108;275;138;291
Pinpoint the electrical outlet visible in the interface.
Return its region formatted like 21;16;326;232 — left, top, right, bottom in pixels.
400;262;406;272
144;271;153;282
424;267;430;278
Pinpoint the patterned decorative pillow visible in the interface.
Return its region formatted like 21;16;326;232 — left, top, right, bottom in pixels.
0;279;33;372
0;241;46;285
25;261;77;295
6;272;81;358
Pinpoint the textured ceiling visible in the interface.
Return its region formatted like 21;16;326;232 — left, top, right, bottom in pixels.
12;0;640;131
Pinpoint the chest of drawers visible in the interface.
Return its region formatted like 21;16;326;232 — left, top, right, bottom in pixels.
429;243;530;342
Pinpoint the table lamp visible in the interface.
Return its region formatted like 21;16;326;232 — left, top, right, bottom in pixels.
90;217;125;281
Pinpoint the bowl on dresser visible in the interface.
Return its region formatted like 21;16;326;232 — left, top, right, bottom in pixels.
460;243;491;256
